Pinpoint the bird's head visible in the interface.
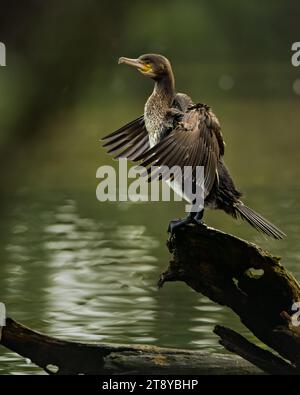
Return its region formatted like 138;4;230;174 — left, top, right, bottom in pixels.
118;54;172;81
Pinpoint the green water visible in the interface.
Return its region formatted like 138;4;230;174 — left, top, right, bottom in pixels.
0;0;299;375
0;94;299;374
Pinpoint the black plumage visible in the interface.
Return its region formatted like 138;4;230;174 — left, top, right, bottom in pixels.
102;54;285;240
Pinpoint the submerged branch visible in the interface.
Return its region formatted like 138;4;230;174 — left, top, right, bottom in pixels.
1;224;300;375
0;318;263;375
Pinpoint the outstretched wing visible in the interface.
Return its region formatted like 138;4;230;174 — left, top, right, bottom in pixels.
101;116;150;160
101;93;193;161
136;104;225;197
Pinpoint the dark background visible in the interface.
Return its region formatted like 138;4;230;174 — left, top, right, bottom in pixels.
0;0;299;374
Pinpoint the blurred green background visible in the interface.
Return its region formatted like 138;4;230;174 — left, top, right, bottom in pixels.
0;0;299;374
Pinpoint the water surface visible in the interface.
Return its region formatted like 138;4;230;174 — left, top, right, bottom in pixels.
0;96;299;374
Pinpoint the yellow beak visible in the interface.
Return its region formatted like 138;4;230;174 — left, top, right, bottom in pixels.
118;57;152;73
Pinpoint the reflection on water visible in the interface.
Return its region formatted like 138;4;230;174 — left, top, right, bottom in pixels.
44;202;158;344
0;186;299;374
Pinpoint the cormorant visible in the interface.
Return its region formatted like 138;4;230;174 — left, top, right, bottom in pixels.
102;54;285;239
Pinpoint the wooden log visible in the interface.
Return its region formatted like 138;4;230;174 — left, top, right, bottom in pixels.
1;224;299;374
158;224;300;371
214;325;296;375
0;318;263;375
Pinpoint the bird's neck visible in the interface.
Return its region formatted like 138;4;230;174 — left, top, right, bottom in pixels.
152;73;175;106
144;73;175;143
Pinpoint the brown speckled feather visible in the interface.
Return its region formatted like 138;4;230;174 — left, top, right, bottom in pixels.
102;53;285;239
137;104;224;197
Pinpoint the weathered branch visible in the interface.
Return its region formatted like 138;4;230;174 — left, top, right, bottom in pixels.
1;223;299;375
214;325;296;375
159;224;300;371
0;318;263;375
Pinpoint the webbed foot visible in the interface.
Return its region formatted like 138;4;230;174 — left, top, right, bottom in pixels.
194;210;205;226
168;215;194;234
168;210;205;234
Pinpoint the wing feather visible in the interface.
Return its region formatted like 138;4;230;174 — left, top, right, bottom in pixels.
138;104;224;197
101;116;150;160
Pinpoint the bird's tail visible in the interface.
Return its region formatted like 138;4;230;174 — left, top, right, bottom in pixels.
234;202;286;240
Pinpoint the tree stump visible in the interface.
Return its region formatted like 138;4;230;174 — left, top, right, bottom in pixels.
158;224;300;372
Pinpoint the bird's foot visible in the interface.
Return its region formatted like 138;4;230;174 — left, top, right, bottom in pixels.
168;215;193;234
193;210;205;226
168;210;205;235
194;218;206;227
